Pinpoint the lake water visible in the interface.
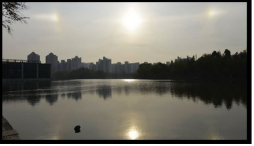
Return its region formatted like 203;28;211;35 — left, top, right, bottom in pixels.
2;79;247;140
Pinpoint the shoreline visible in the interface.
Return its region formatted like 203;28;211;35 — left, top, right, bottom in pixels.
2;116;19;140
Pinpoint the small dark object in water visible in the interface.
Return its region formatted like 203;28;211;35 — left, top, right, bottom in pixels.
74;125;81;133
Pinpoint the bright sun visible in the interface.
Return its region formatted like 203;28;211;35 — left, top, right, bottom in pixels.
122;9;142;31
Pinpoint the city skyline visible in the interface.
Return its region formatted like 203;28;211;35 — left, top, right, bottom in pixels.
3;2;246;64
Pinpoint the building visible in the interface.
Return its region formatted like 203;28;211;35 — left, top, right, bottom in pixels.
57;61;60;71
166;61;170;66
71;56;82;70
46;53;58;73
130;62;140;73
89;63;96;71
116;62;122;74
60;60;67;71
95;57;111;73
2;59;51;81
67;59;71;71
27;52;40;63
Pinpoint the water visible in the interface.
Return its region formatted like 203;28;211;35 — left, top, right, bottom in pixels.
2;79;247;140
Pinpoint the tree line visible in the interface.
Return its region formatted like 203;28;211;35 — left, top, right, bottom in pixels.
52;49;247;81
135;49;247;80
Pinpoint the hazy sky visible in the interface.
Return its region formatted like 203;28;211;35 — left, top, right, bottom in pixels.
3;2;247;63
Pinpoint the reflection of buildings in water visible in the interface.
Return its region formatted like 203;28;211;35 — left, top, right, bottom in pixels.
45;94;58;105
124;85;130;95
96;85;112;100
26;94;41;106
61;93;66;98
67;93;72;98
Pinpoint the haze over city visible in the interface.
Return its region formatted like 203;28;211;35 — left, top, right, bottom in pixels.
3;2;246;64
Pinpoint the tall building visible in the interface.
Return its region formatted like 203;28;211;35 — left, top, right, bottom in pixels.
89;63;96;71
27;52;40;63
46;53;58;73
67;59;71;71
116;62;122;74
130;62;140;73
71;56;82;70
124;61;129;74
95;57;111;73
57;61;60;71
60;60;67;71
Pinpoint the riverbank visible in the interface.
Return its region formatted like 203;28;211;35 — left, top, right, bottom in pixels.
2;116;19;140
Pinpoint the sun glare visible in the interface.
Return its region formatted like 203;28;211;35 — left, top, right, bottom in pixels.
51;14;59;22
128;130;139;139
122;9;142;31
208;10;218;17
123;79;135;83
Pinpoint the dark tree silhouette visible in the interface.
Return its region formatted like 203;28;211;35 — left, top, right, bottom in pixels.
223;49;231;58
2;2;29;34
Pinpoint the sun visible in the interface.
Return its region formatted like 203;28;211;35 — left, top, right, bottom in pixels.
122;9;142;31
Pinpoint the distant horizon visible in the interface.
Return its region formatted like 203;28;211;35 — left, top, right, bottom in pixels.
3;2;247;64
3;47;246;64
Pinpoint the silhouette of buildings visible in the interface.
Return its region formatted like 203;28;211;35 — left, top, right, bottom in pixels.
27;52;40;63
46;53;58;73
95;57;111;73
71;56;82;71
111;61;139;74
89;63;96;71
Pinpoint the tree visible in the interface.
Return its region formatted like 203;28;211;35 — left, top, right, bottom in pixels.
223;49;231;58
2;2;29;34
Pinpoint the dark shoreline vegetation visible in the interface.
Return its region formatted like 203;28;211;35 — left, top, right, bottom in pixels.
52;49;247;81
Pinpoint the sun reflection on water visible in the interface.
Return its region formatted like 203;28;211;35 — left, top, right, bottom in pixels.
123;79;135;83
128;129;139;140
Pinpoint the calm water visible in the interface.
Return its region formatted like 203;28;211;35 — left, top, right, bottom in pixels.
2;79;247;140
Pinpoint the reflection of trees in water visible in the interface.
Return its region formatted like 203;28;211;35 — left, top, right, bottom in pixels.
163;81;246;110
123;81;246;110
96;85;112;100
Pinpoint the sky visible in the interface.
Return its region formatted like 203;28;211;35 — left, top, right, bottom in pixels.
2;2;247;64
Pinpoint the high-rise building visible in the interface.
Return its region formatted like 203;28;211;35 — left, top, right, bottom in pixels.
95;57;111;73
28;52;40;63
71;56;82;70
46;52;58;73
57;61;60;71
116;62;122;74
67;59;71;71
89;63;96;71
60;60;67;71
